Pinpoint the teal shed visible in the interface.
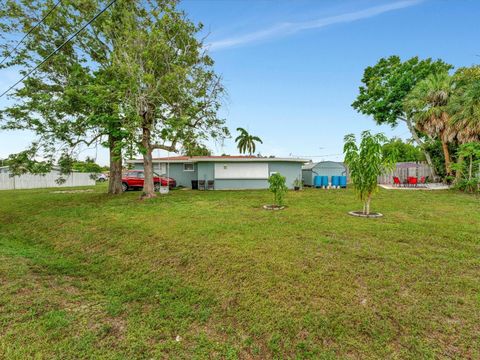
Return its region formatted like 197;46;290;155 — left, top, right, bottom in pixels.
302;161;347;186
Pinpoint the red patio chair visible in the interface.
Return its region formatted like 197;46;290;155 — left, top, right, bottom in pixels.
408;177;418;187
393;177;401;187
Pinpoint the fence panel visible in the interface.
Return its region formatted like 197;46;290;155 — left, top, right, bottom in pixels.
378;162;434;184
0;174;14;190
0;172;95;190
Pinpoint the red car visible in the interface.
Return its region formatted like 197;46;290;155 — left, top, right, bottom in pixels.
121;170;176;192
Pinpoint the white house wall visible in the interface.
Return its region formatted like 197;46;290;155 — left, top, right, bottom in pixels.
214;162;268;179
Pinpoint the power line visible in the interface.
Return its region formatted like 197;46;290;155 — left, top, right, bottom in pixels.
0;0;117;99
0;0;62;66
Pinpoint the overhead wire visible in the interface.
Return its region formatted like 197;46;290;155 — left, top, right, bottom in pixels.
0;0;62;66
0;0;117;99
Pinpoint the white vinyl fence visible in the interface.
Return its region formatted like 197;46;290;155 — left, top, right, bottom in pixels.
0;171;95;190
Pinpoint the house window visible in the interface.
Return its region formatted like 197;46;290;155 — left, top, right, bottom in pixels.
183;163;194;172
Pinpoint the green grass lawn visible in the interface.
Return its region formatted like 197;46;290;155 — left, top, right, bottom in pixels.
0;185;479;359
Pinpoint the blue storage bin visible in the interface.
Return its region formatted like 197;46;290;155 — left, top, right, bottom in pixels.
321;176;328;187
331;176;340;187
339;176;347;188
314;176;322;188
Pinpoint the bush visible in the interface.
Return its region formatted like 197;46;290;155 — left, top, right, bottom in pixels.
268;173;288;206
452;142;480;193
454;178;480;193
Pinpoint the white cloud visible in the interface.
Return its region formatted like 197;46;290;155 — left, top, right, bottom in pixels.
208;0;423;51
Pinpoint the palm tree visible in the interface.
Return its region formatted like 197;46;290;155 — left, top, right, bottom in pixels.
450;78;480;143
405;72;456;176
449;76;480;181
235;127;263;155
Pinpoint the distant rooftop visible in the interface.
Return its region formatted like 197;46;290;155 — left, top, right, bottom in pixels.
302;160;346;170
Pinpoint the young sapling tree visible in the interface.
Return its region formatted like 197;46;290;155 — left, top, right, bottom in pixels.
268;173;288;207
343;131;397;216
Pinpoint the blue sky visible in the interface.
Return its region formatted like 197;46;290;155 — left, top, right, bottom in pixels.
1;0;479;165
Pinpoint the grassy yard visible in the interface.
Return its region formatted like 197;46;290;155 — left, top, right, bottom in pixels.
0;185;479;359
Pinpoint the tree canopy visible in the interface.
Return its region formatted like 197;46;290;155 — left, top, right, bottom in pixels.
352;56;452;174
0;0;228;197
0;0;137;193
72;157;104;173
111;3;227;197
382;138;424;162
449;66;480;144
352;56;452;127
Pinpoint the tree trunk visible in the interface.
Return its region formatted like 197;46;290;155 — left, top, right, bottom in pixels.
108;134;123;195
404;117;437;178
365;194;371;215
456;154;464;183
141;125;156;198
468;155;473;180
441;140;452;176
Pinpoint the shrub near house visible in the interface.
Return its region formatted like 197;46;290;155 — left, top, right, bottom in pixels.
266;172;288;209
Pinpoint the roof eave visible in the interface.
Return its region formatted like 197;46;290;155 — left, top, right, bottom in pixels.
127;157;310;164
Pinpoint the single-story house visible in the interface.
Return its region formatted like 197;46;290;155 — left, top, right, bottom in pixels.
302;161;348;187
128;156;309;190
0;166;95;190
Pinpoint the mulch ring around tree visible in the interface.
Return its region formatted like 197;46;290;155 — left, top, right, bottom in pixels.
263;205;285;211
348;211;383;218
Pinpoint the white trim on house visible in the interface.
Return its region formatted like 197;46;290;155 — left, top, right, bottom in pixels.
127;157;310;164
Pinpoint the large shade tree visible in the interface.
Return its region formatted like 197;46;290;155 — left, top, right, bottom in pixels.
113;3;227;198
0;0;143;194
352;56;452;174
0;1;227;197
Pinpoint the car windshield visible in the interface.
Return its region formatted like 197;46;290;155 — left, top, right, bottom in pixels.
125;171;163;178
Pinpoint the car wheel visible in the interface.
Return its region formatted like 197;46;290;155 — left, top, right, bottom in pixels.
98;178;106;182
122;183;128;192
154;183;161;192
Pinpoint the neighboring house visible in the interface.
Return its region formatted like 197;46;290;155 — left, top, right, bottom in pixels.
128;156;309;190
0;166;95;190
302;161;348;187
